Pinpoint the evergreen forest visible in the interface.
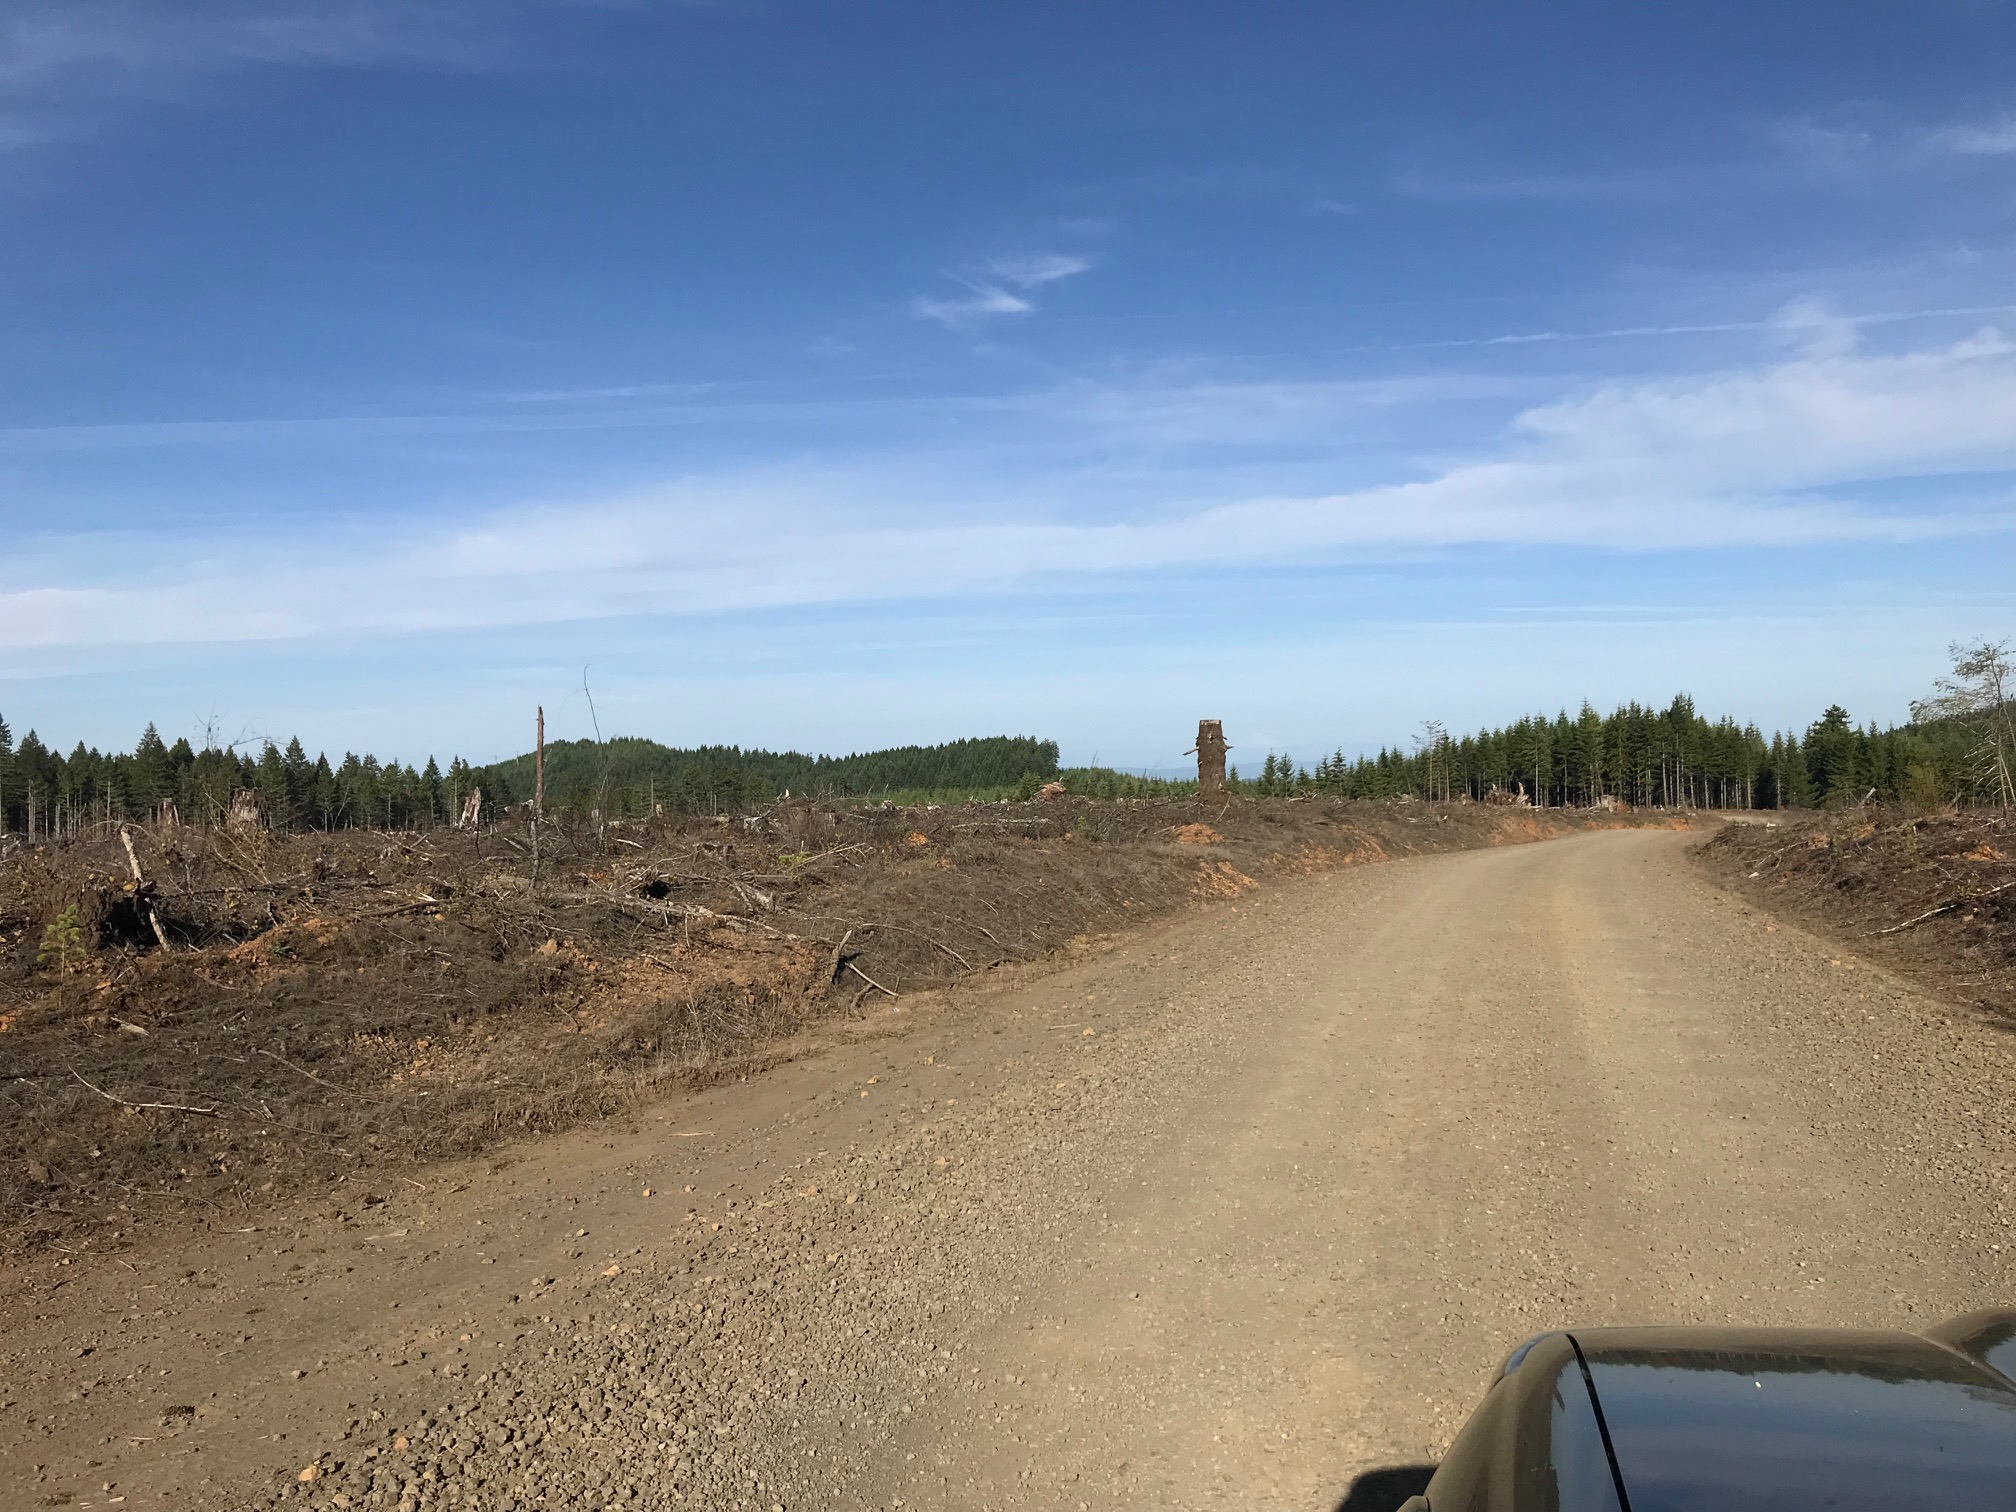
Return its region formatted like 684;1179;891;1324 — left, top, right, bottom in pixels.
1240;696;1971;809
0;724;1062;837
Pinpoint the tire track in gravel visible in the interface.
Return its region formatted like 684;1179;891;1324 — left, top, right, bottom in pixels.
9;829;2016;1512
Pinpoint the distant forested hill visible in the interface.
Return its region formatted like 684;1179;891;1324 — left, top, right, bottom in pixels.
471;734;1061;814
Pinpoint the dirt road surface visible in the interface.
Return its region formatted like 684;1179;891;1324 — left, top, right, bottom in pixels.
7;829;2014;1511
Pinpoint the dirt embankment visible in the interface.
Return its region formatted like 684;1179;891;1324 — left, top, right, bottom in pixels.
1699;808;2016;1023
0;797;1670;1257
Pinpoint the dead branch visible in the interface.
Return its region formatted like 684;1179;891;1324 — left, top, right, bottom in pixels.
565;889;821;944
845;960;898;998
348;897;443;918
69;1069;220;1118
824;928;855;991
843;920;972;971
254;1048;389;1103
118;827;147;886
728;879;776;912
1866;900;1961;935
118;826;175;954
1866;879;2016;936
945;916;1013;953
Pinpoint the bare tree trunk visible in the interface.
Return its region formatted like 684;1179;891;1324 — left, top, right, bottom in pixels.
1187;720;1230;797
531;707;545;894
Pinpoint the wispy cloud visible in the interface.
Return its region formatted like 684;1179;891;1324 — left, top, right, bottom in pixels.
1390;164;1673;203
1773;117;1876;168
910;283;1035;325
985;253;1090;288
0;0;567;147
0;1;512;92
494;381;722;405
1397;108;2013;205
1928;115;2016;155
912;251;1091;326
6;304;2010;456
7;323;2014;652
1362;303;2016;355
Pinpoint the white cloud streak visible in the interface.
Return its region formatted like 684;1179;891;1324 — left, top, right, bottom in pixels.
912;251;1091;326
5;326;2015;652
1360;303;2016;355
986;253;1091;287
910;283;1035;325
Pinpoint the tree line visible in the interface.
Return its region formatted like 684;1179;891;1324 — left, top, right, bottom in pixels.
0;722;1063;838
1240;640;2012;810
1241;697;1888;808
2;640;2005;835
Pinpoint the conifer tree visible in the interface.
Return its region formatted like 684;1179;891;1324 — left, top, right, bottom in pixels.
256;742;293;831
132;723;171;808
281;737;312;810
1575;701;1604;805
307;755;336;828
1804;706;1857;805
421;757;445;825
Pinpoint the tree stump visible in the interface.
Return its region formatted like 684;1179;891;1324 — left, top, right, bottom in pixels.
226;789;262;831
1189;720;1229;797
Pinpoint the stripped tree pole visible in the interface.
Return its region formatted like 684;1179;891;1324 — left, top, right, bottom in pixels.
1187;720;1230;797
531;705;545;893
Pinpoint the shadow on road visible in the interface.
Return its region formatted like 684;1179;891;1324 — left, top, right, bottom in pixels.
1333;1463;1435;1511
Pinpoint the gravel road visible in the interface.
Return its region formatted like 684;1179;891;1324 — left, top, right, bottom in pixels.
7;829;2015;1511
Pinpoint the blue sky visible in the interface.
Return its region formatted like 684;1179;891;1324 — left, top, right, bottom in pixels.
2;1;2013;770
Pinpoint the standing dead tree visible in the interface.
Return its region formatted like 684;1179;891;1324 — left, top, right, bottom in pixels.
1188;720;1230;797
531;706;546;892
1913;639;2016;809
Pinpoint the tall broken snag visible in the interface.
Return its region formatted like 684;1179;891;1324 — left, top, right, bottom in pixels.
1188;720;1230;797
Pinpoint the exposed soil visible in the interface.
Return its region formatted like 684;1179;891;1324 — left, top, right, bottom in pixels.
6;828;2014;1512
1699;808;2016;1026
0;797;1650;1259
